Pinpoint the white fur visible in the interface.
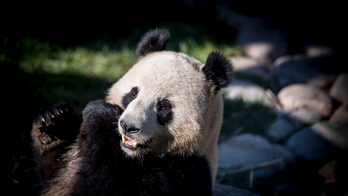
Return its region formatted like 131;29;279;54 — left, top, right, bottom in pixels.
106;51;224;182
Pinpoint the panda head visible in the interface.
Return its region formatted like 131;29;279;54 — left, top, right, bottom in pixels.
107;29;233;158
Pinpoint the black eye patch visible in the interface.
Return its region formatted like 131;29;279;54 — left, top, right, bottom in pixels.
122;87;139;108
157;98;173;126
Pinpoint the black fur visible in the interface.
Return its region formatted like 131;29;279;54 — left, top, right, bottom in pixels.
31;103;80;188
73;100;211;196
136;29;170;57
33;100;212;195
121;87;139;108
156;98;173;126
203;51;234;93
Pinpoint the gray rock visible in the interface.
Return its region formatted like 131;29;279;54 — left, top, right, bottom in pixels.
273;55;337;89
215;5;288;67
224;80;275;107
278;84;333;117
288;108;322;122
266;115;305;142
218;134;295;179
306;45;336;57
213;184;259;196
273;55;305;68
311;122;348;150
229;56;269;80
329;73;348;104
285;127;337;162
307;74;337;89
330;104;348;127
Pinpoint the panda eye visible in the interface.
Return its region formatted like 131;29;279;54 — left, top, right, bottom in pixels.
122;87;139;108
159;104;168;111
156;99;173;126
131;92;137;99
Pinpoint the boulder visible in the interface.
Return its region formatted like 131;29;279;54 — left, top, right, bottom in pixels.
266;115;305;142
224;80;274;107
285;127;337;162
215;5;288;67
311;122;348;150
329;73;348;104
306;45;336;57
278;84;333;117
288;108;322;122
273;55;337;89
218;134;296;179
213;184;260;196
273;55;305;68
330;104;348;127
317;160;348;194
229;56;269;80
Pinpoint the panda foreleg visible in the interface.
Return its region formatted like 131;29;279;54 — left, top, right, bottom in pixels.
70;100;124;195
31;103;80;188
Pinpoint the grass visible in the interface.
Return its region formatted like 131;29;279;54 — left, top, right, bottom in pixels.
219;98;277;142
17;38;137;83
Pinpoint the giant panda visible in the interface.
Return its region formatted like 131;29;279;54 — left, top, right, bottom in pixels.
31;29;233;196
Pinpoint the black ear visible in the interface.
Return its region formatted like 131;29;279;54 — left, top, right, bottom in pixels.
136;29;170;57
203;51;233;93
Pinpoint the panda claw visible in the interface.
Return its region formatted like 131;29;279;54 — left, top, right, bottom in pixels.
39;134;52;144
32;102;80;150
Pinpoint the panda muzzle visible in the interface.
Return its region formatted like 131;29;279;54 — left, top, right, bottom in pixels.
122;135;138;148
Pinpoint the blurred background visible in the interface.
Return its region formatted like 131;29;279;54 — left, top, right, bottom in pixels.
2;1;347;195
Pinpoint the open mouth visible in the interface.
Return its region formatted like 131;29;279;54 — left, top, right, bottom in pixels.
121;135;139;149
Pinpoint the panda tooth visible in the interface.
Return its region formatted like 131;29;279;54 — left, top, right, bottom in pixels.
121;135;138;147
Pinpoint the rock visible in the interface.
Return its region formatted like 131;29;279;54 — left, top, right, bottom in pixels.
218;134;295;179
273;55;305;68
288;108;322;122
311;123;348;150
330;104;348;127
229;56;269;80
329;73;348;104
278;84;333;117
243;42;287;69
215;5;288;67
273;55;338;89
266;115;304;142
213;184;260;196
307;75;337;90
224;80;275;107
306;45;335;57
285;127;337;162
317;160;348;194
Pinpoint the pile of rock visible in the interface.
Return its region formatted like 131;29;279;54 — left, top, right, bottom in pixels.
212;2;347;195
219;54;348;195
217;22;347;195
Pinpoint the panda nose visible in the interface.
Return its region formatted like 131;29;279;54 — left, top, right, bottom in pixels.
120;120;139;134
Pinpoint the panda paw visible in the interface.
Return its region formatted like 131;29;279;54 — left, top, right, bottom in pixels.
31;103;80;152
82;100;123;127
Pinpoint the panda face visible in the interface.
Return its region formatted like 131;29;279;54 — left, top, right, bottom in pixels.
106;29;233;158
121;87;173;127
109;52;208;158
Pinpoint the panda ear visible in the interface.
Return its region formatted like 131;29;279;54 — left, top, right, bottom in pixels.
136;29;170;57
203;51;233;93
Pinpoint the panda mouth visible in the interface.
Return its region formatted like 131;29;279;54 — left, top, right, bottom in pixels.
121;135;139;149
